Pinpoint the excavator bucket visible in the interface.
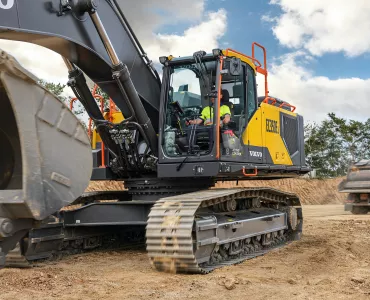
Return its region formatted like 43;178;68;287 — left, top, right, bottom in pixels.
0;50;92;221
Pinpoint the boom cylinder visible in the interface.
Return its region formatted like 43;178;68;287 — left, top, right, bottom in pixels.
88;9;158;155
90;12;120;66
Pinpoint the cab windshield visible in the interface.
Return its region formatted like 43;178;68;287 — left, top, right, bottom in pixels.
162;58;249;159
163;61;217;157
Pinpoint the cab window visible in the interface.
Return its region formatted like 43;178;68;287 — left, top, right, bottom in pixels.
221;65;246;136
246;65;257;119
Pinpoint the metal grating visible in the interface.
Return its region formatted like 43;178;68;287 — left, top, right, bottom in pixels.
283;115;298;155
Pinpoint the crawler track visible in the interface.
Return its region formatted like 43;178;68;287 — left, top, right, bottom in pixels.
5;231;146;268
146;187;302;274
6;188;302;274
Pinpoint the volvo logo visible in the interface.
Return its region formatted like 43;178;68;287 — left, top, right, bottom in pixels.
250;151;262;158
0;0;14;9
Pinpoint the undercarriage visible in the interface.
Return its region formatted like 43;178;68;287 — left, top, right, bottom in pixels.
6;186;302;274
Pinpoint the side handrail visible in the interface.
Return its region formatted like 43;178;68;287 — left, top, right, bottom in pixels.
262;97;277;106
252;42;268;99
279;102;296;112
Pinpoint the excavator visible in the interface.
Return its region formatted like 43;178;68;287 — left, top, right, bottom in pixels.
0;0;310;274
339;160;370;215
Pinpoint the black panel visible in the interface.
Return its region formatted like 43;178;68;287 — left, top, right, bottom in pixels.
91;167;117;180
281;114;298;155
297;115;306;166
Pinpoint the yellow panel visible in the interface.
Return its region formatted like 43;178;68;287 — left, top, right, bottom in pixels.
242;103;296;165
262;103;293;165
110;111;124;123
223;49;256;73
92;128;98;149
243;108;263;147
92;111;125;149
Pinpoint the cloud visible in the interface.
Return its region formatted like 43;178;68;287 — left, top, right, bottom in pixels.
145;9;227;60
257;51;370;122
0;40;68;83
265;0;370;56
259;0;370;123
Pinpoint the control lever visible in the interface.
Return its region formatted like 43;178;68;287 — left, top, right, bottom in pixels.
185;114;202;126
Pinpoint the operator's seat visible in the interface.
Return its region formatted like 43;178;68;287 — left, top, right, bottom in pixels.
221;89;234;118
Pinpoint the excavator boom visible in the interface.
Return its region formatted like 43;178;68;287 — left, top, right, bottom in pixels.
0;0;161;128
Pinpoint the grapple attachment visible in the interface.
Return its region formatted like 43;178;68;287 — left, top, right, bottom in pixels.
0;50;92;222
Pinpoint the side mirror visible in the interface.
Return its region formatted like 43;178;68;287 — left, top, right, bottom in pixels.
229;57;242;76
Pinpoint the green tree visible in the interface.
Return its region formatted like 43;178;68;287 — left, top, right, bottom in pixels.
38;79;86;123
38;79;66;100
305;113;370;178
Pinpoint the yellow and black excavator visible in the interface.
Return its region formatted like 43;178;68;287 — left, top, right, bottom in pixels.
0;0;309;273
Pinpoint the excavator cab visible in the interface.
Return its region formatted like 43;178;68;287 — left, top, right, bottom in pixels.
158;47;308;179
160;51;244;157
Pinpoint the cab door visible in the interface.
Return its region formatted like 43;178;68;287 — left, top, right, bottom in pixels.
241;65;264;164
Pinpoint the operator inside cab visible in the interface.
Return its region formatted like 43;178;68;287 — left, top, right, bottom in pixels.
183;89;233;154
187;89;231;126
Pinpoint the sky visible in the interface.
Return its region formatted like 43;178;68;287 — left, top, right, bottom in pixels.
1;0;370;123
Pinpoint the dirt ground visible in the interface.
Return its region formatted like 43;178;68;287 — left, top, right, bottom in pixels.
1;205;369;300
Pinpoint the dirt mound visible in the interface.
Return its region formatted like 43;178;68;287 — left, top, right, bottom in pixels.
86;181;125;192
86;177;346;205
216;177;346;205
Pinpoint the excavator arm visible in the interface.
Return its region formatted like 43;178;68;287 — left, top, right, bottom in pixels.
0;0;160;154
0;0;162;265
0;0;161;124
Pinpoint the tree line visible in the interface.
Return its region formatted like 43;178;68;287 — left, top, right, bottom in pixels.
305;113;370;178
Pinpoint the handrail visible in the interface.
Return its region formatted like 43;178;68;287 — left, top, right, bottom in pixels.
262;97;277;106
252;42;268;99
279;102;296;112
69;97;78;110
